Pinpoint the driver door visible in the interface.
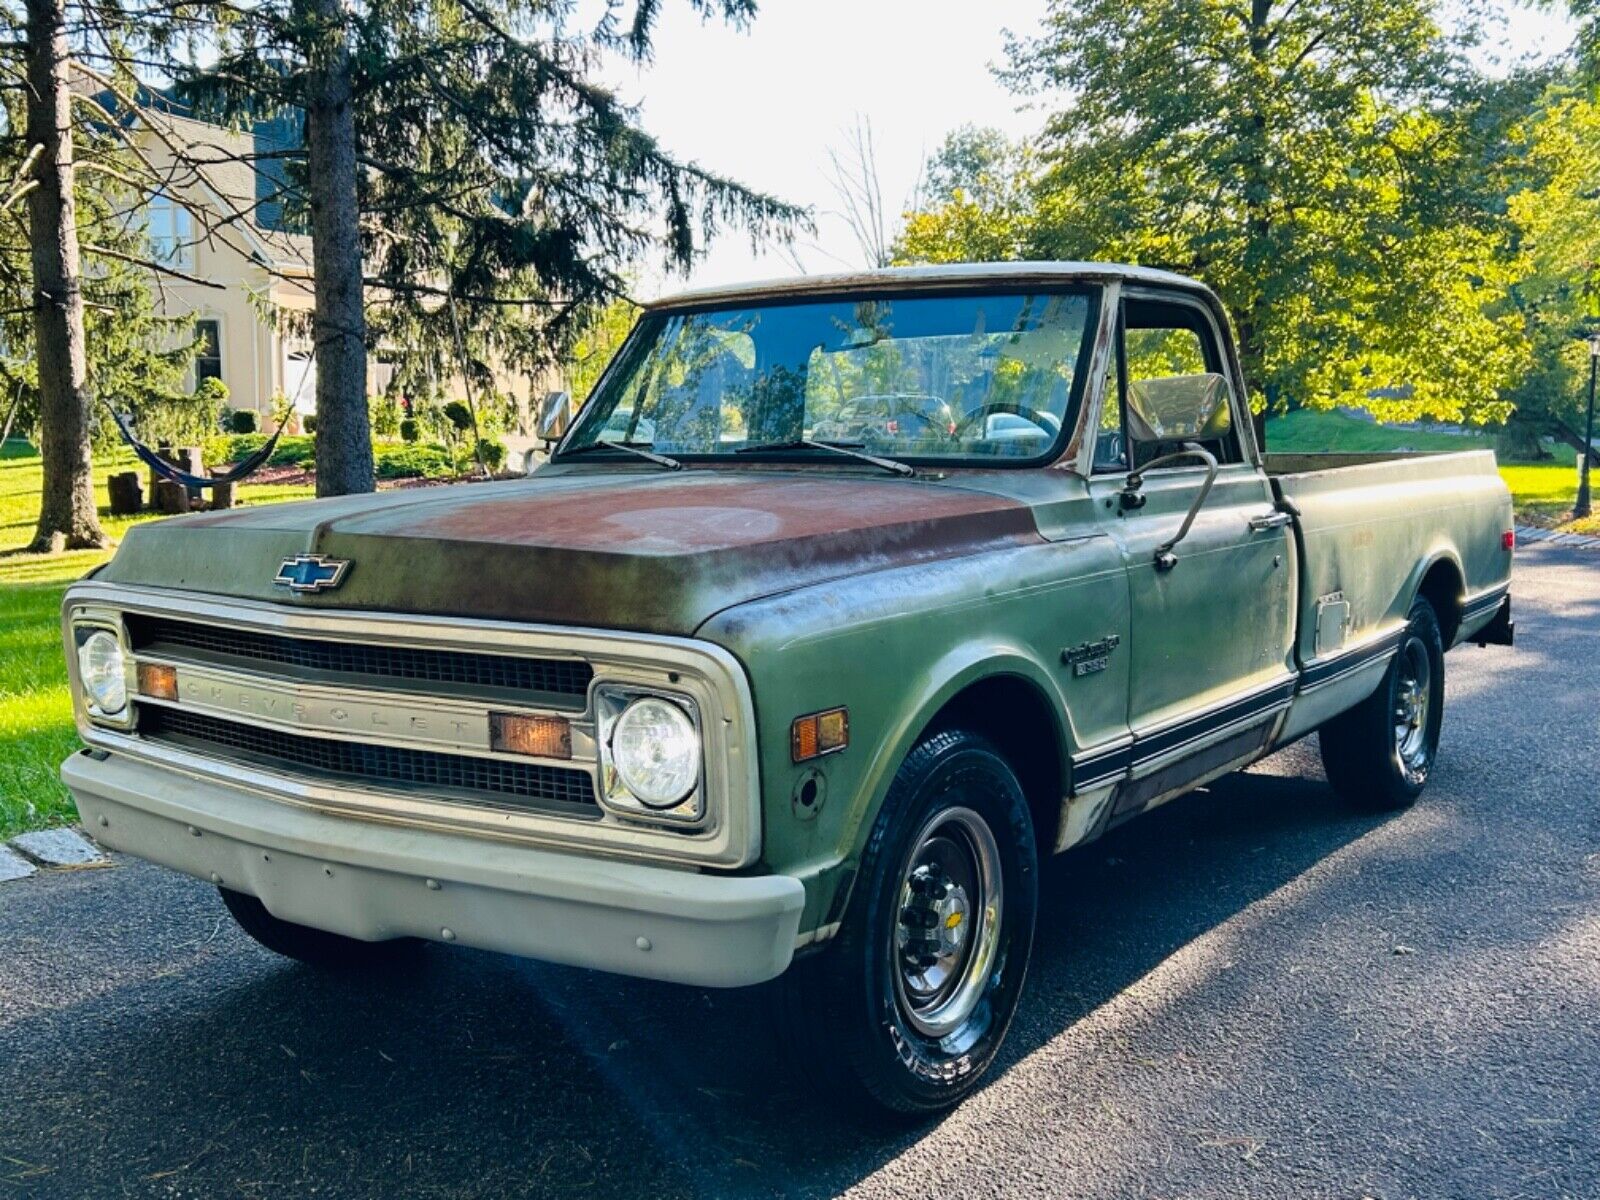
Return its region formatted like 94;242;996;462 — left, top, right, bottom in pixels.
1087;292;1296;809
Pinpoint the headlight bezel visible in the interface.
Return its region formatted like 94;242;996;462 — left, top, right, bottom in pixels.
595;684;705;824
70;619;134;727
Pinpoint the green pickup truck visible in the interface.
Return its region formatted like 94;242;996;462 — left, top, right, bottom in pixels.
61;263;1514;1112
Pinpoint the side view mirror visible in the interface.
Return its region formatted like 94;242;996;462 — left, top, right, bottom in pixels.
537;391;574;445
1119;442;1220;571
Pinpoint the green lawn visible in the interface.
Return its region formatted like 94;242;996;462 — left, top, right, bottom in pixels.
0;440;314;837
1265;408;1503;455
1266;408;1587;527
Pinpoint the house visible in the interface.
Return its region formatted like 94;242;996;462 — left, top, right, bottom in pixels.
121;95;548;459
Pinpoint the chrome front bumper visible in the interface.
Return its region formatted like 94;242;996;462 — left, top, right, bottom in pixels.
64;750;804;988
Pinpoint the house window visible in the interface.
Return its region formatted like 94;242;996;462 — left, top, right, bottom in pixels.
195;320;223;386
147;193;195;271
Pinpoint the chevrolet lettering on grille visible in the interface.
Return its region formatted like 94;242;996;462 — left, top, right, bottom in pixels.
273;554;351;593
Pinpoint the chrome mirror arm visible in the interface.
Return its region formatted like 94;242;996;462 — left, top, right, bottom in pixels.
1119;442;1220;570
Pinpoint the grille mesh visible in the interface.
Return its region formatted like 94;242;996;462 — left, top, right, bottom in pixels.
127;616;593;700
141;706;598;813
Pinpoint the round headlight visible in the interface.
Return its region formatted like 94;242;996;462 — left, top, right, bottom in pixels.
77;630;127;716
610;696;699;808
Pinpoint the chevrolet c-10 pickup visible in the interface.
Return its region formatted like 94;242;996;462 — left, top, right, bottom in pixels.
61;262;1514;1112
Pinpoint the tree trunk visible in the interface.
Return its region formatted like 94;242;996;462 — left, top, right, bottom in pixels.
24;0;108;551
1241;0;1274;455
303;0;373;496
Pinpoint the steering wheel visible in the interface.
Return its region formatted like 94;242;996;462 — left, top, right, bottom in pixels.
951;401;1058;441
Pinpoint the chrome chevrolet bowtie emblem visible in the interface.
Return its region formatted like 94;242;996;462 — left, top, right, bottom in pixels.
273;554;351;593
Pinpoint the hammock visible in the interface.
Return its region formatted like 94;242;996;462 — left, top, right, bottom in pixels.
108;404;286;489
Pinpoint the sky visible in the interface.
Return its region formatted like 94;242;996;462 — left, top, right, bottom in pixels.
583;1;1581;299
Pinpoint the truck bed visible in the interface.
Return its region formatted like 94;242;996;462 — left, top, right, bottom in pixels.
1262;450;1469;476
1265;450;1511;681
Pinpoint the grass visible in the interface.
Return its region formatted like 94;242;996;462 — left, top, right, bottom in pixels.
1266;408;1589;527
0;439;315;838
1265;408;1502;455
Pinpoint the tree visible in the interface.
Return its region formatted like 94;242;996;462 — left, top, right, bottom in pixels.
135;0;800;495
899;127;1037;265
1500;88;1600;460
564;296;638;403
19;0;103;550
906;0;1532;424
0;79;207;538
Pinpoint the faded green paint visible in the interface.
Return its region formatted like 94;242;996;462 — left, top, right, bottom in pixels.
82;265;1515;948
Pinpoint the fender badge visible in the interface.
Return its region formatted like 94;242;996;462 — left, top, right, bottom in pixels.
274;554;351;593
1063;634;1121;677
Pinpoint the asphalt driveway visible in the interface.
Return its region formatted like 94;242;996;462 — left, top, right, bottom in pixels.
1;542;1595;1199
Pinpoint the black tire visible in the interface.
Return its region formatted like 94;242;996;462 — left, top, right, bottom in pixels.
778;729;1038;1115
1320;595;1445;812
218;888;419;969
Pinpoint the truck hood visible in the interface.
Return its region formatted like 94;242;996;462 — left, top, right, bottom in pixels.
99;468;1043;635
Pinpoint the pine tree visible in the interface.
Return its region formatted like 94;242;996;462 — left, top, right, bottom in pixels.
131;0;800;495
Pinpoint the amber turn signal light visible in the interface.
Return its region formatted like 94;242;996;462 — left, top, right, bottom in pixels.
490;712;572;759
792;706;848;762
136;661;178;701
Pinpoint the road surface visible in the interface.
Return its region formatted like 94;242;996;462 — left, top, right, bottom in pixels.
1;542;1595;1199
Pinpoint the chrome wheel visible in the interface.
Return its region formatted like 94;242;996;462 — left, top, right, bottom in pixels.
892;806;1004;1039
1393;634;1433;773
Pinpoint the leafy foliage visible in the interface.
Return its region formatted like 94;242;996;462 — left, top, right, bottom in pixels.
145;0;802;428
903;0;1539;424
565;298;639;404
1500;89;1600;447
0;86;197;451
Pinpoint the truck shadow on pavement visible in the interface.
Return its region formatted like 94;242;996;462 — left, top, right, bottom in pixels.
0;743;1402;1199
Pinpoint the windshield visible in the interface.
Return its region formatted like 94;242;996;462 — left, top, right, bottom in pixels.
561;289;1098;464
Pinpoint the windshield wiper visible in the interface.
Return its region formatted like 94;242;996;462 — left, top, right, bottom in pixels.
559;440;683;471
734;438;914;478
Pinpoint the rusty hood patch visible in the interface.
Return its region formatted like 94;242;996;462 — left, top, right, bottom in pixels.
100;469;1043;635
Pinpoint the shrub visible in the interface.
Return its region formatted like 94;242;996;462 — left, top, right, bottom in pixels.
302;414;318;435
228;408;259;434
399;417;419;443
475;437;507;472
203;433;316;468
443;400;473;432
375;443;455;479
370;392;402;439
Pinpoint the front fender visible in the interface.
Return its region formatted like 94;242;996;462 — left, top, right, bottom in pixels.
698;535;1130;940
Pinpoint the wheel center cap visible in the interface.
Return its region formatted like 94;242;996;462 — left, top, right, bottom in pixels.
936;887;970;955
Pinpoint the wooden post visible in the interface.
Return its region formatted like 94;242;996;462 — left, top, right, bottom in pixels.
152;479;190;514
107;471;143;515
177;446;204;508
148;441;173;497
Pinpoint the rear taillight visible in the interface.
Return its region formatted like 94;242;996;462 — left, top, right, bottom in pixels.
1502;530;1515;551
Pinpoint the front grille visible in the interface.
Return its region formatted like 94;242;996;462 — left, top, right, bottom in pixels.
140;706;599;815
127;616;593;703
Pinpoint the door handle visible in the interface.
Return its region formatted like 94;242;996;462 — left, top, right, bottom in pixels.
1248;511;1294;532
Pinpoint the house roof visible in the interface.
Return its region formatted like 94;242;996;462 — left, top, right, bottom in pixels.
152;111;313;274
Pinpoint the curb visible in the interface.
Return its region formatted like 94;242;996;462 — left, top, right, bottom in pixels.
1515;525;1600;552
0;827;110;884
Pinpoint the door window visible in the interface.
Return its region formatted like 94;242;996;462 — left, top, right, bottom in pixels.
1120;298;1241;468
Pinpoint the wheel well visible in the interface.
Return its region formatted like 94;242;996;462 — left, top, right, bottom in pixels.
925;675;1064;852
1418;558;1464;646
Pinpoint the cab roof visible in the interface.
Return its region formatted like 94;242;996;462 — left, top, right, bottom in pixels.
644;261;1212;311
